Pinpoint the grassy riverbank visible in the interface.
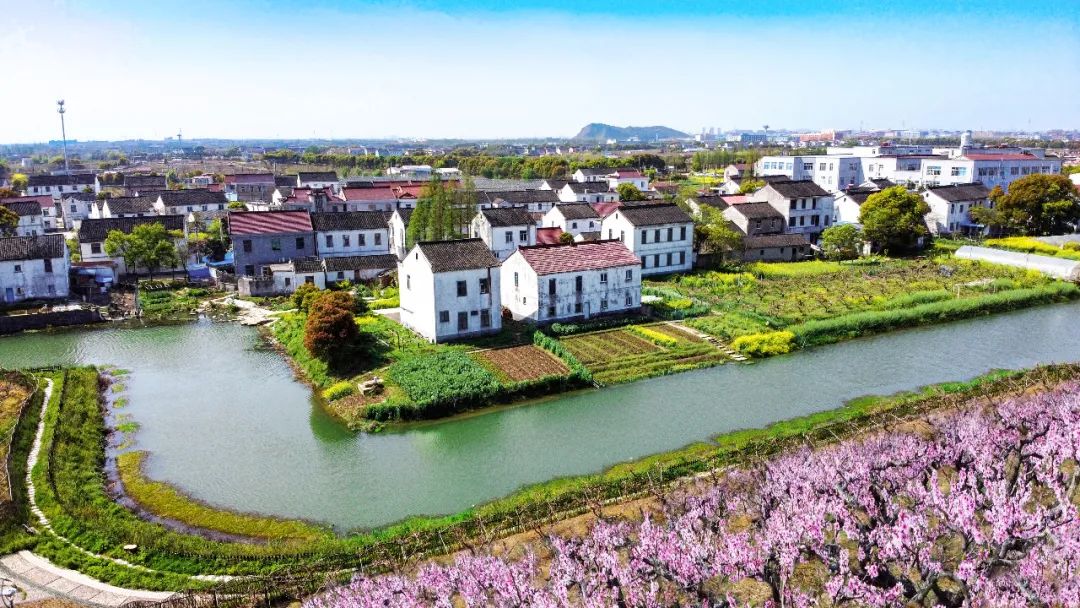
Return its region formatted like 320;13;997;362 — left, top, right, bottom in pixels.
0;371;40;555
7;361;1078;592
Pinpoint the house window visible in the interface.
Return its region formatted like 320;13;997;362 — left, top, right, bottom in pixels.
505;231;513;243
440;310;450;323
641;230;648;244
667;227;673;241
547;305;556;317
575;276;583;293
599;272;608;284
514;272;519;287
479;278;489;294
790;200;796;210
666;252;673;266
337;271;345;280
951;166;966;177
812;199;817;210
600;299;608;311
625;269;633;282
927;166;942;176
625;293;633;306
70;204;77;212
680;226;687;240
819;163;826;171
679;251;686;265
244;264;255;276
406;274;411;289
574;302;582;314
91;243;102;254
653;254;661;267
325;235;334;247
457;312;469;331
457;280;468;297
571;222;578;229
358;234;366;246
271;238;281;251
519;230;528;242
48;285;56;295
480;309;491;328
549;278;556;295
799;216;806;226
13;264;21;273
44;259;52;273
304;276;315;284
343;235;351;247
296;237;305;249
285;277;292;287
243;240;253;253
654;229;660;242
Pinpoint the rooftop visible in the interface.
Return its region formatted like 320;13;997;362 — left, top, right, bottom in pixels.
105;196;157;215
483;190;560;206
767;180;831;199
416;239;500;273
157;190;228;207
225;173;275;185
310;211;389;231
0;233;65;262
728;202;784;220
480;207;535;227
516;240;640;275
229;210;313;236
1;200;43;217
926;182;992;202
298;171;338;182
340;187;398;201
743;233;811;248
553;203;600;220
27;173;95;187
78;215;186;243
323;254;398;272
614;203;692;226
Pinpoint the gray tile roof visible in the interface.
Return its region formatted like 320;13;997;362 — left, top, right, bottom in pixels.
728;202;784;220
553;203;599;220
0;234;65;261
483;190;560;206
927;182;991;202
472;178;546;191
743;233;811;248
323;254;398;272
311;211;389;231
298;171;338;182
124;174;167;188
767;180;830;199
157;190;228;207
1;201;42;217
105;196;157;215
566;182;611;194
27;173;95;187
480;207;535;227
275;175;297;187
78;215;186;243
615;203;692;226
293;257;324;273
417;239;500;273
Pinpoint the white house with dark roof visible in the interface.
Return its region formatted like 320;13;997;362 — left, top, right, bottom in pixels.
78;216;188;277
558;182;617;204
470;207;537;261
61;192;98;228
601;203;694;276
26;173;96;198
311;211;390;258
297;171;339;191
1;200;46;236
922;182;992;235
748;179;835;242
480;190;560;214
0;234;70;303
122;174;167;196
501;240;641;322
398;239;502;343
224;173;275;202
541;203;601;238
91;196;158;219
572;168;612;183
323;254;398;284
606;169;650;192
154;190;228;217
722;202;787;237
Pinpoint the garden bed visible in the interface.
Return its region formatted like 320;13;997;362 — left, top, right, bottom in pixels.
560;326;727;385
473;345;570;383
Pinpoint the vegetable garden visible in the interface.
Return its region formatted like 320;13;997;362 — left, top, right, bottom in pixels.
561;326;728;385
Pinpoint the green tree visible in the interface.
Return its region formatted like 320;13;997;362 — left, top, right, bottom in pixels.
558;231;575;244
819;224;863;260
859;186;930;254
970;174;1080;236
292;282;321;311
739;178;766;194
11;173;28;192
303;291;360;362
693;206;743;263
104;223;181;278
0;206;18;236
227;201;246;210
616;183;647;201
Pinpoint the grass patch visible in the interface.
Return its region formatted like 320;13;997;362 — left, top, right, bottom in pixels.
117;451;330;542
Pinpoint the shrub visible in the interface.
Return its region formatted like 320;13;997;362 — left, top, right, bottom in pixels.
291;283;321;311
875;290;952;310
549;315;647;336
323;381;356;401
387;352;500;415
626;325;678;347
985;237;1080;261
304;292;360;361
1064;241;1080;251
369;297;400;310
731;331;795;357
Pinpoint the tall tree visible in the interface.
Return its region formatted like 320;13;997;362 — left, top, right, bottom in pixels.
819;224;863;260
859;186;930;254
616;183;647;201
0;206;18;236
304;291;361;363
104;223;181;278
11;173;28;192
970;174;1080;236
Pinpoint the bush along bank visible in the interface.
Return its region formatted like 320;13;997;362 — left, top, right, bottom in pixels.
17;363;1080;591
789;282;1080;347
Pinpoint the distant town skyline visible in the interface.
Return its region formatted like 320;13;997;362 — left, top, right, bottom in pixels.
1;0;1078;144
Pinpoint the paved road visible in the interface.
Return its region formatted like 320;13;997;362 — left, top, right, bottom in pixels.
0;551;174;607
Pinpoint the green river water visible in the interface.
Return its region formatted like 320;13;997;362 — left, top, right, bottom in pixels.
1;301;1078;531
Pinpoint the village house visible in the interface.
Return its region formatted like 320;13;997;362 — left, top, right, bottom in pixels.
78;215;188;278
153;190;229;217
470;207;537;261
311;211;390;258
723;163;749;181
722;202;786;237
739;233;812;262
922;182;993;235
297;171;339;191
91;196;158;219
542;203;601;238
748;179;835;242
25;173;96;197
601;203;694;276
336;186;400;212
229;210;316;277
606;169;650;192
558;181;618;204
501;240;641;323
1;199;46;236
239;258;327;297
398;239;502;343
388;208;413;259
480;190;560;214
572;168;611;183
122;174;167;196
60;192;97;229
0;234;70;304
722;202;811;262
323;254;398;284
224;173;276;202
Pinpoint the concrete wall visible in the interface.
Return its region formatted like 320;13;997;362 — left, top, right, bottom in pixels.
0;308;103;335
233;232;316;276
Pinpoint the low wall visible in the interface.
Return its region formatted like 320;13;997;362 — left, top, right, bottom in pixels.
0;308;105;335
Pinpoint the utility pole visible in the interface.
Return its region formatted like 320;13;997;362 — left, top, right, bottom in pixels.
57;99;70;174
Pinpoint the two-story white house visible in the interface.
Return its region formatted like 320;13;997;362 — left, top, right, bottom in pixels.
297;171;339;192
388;208;413;259
470;207;536;261
748;180;835;242
336;186;400;212
311;211;390;258
480;190;560;214
606;169;650;192
558;182;618;204
25;173;96;198
398;239;502;343
61;192;98;229
0;234;70;303
922;182;992;236
77;215;188;278
91;196;158;219
501;240;641;323
1;200;46;236
154;190;229;217
541;203;601;238
572;168;611;183
601;203;694;276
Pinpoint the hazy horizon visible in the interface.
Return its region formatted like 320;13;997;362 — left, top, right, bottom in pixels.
1;0;1078;144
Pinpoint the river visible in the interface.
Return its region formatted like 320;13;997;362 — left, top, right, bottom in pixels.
1;302;1078;531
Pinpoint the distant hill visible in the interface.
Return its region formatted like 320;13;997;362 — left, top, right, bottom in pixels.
572;123;688;142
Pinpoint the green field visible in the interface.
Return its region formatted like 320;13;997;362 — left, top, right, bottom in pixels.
561;324;727;385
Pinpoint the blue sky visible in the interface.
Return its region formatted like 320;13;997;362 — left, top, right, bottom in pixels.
1;0;1077;142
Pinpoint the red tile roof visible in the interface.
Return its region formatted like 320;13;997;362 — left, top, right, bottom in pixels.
516;240;639;275
962;153;1040;161
207;183;223;192
535;227;563;245
721;195;749;205
615;170;643;178
591;201;622;217
228;211;313;236
341;187;398;201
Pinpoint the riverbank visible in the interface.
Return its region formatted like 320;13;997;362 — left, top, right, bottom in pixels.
6;359;1079;591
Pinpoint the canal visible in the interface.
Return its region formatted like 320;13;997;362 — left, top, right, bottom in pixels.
1;301;1078;531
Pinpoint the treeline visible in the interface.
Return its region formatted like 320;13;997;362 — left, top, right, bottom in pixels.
262;150;671;179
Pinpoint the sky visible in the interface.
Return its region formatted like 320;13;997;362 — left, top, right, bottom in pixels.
0;0;1078;143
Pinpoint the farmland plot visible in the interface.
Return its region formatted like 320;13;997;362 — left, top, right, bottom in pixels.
474;345;570;383
561;328;727;385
